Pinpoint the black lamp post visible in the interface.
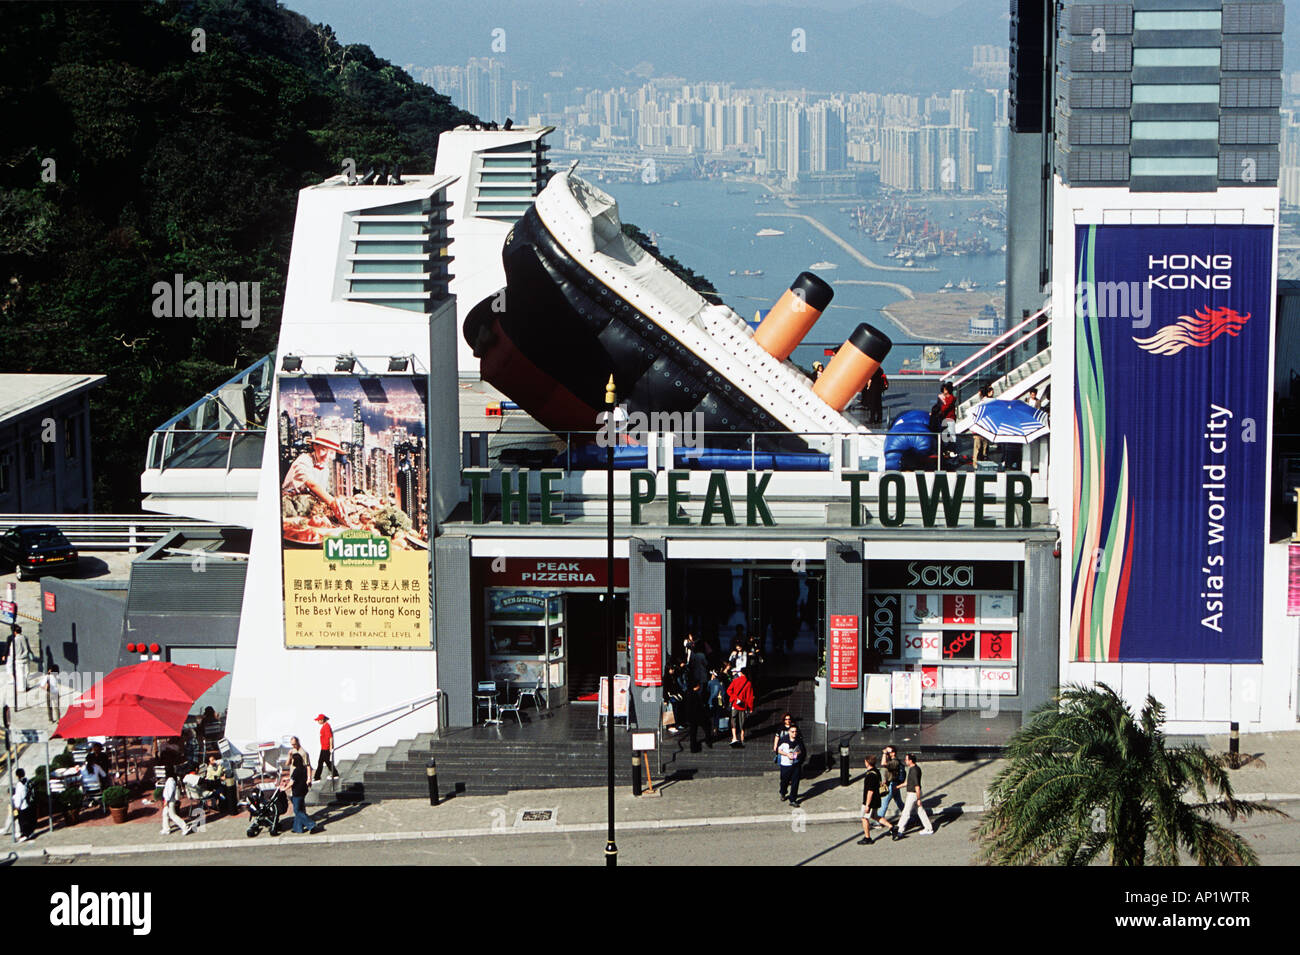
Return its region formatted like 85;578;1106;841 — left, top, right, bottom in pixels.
604;374;618;867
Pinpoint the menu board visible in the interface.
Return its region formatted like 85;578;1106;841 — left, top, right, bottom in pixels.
828;615;860;689
633;613;663;686
890;671;923;709
598;675;631;718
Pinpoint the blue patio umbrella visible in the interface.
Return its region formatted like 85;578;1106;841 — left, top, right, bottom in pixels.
969;400;1049;445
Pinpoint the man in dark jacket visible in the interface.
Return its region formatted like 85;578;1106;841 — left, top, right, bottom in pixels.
685;635;713;751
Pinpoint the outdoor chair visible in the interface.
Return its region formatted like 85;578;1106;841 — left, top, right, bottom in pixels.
496;687;524;726
516;682;548;712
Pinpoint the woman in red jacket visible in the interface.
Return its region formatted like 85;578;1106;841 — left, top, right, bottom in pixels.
726;671;755;747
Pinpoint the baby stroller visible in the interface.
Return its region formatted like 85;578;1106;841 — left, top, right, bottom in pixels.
243;782;287;838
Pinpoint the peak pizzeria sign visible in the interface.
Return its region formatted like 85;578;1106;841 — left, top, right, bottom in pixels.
464;469;1033;529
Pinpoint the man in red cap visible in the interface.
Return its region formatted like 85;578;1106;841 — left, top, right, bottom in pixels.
314;714;340;784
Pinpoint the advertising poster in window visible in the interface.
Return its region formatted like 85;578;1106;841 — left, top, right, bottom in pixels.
278;375;430;648
1072;225;1270;662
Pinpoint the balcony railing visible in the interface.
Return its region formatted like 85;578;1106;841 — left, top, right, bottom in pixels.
464;428;1049;476
146;355;273;472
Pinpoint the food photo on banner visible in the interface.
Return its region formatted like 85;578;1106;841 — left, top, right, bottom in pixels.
1072;224;1271;663
278;375;431;648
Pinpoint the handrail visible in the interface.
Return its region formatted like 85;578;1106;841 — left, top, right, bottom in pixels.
333;690;445;754
0;513;220;551
942;306;1051;383
152;354;273;433
952;322;1052;393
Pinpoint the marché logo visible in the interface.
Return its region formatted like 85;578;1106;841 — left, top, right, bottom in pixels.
324;533;390;563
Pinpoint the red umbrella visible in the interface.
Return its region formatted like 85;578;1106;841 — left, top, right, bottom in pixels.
54;693;194;739
91;661;228;703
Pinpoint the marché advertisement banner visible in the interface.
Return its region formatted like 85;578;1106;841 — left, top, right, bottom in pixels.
1071;224;1271;663
279;375;431;648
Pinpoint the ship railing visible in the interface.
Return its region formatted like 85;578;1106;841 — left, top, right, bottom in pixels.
469;428;1050;478
146;354;273;472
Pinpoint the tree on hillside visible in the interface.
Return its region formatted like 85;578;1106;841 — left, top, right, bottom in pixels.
976;683;1283;866
0;0;476;509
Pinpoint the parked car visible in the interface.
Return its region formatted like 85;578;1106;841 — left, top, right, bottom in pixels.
0;525;79;580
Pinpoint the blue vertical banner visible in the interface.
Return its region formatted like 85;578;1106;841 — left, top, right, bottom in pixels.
1072;224;1271;663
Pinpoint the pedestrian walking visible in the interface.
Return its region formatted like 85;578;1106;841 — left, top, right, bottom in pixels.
685;636;713;752
877;746;905;824
859;754;883;845
726;669;754;746
892;753;935;839
314;714;340;783
776;722;807;806
286;752;318;834
159;764;191;836
11;768;35;842
286;735;312;778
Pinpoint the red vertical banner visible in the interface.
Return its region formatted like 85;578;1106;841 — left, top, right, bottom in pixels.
633;612;662;686
828;614;859;689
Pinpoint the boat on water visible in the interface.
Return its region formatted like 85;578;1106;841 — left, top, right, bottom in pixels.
756;227;784;237
729;269;766;277
463;168;891;456
809;261;837;270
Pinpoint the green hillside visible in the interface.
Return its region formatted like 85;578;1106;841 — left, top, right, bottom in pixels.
0;0;475;509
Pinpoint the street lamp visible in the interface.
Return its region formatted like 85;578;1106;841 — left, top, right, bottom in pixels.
604;374;618;867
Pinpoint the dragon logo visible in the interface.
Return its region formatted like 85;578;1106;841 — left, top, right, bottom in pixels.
1132;306;1250;356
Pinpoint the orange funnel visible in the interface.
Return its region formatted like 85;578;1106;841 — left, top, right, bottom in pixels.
752;272;834;361
813;323;893;411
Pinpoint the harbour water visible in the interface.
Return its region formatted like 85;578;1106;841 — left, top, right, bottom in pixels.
606;178;1009;372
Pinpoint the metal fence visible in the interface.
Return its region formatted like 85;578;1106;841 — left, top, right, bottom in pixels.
0;514;220;551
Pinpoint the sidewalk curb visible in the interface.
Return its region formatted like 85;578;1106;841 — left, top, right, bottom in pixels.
11;794;1298;861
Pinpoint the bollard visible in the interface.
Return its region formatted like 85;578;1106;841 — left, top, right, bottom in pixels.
839;740;851;787
632;752;642;797
426;758;439;806
1229;722;1239;756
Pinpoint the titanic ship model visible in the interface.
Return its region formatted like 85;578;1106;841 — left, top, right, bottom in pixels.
464;166;891;463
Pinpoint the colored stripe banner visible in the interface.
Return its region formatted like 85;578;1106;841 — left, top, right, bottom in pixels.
1071;224;1270;662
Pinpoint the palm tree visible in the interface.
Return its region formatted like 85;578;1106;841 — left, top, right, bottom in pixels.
977;683;1283;865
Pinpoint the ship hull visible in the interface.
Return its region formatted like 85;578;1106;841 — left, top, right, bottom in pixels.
469;204;805;451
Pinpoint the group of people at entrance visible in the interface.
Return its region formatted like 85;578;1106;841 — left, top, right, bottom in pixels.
662;630;760;752
858;746;935;845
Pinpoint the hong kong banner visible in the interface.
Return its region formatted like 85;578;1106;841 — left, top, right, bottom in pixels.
1071;224;1271;662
